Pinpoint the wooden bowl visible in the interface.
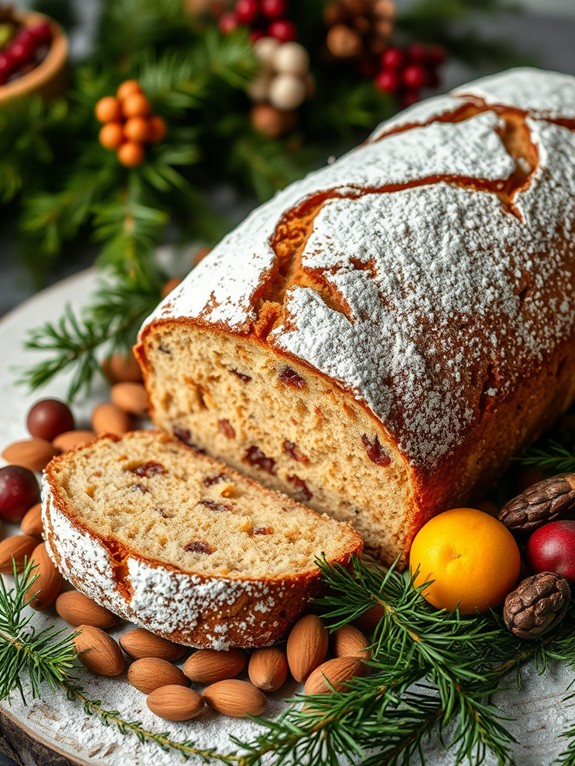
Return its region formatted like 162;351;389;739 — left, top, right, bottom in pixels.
0;12;68;104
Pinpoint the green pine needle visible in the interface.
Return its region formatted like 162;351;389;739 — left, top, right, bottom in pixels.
517;440;575;474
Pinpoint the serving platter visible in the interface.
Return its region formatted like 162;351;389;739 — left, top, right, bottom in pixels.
0;270;573;766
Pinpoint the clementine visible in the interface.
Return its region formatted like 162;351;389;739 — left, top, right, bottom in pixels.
409;507;520;614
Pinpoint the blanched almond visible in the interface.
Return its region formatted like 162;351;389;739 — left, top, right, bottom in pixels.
28;542;63;609
183;648;247;684
304;656;365;696
333;625;370;660
202;679;267;718
147;685;204;721
74;625;125;676
111;382;149;416
2;438;59;472
0;534;38;573
286;614;328;682
128;657;189;694
91;403;131;435
52;430;97;452
120;628;186;661
248;647;289;692
55;591;116;629
20;503;43;538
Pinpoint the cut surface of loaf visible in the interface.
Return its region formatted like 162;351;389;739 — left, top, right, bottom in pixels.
137;68;575;565
42;431;362;648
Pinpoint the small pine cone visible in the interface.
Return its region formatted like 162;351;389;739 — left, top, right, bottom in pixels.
498;473;575;536
503;572;571;639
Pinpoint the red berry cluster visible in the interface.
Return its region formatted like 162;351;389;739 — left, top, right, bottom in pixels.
374;42;446;108
0;20;53;86
219;0;296;43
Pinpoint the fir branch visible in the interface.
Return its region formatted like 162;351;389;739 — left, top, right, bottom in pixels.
516;440;575;474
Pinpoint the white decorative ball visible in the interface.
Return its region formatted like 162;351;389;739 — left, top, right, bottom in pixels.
248;72;273;102
273;42;310;76
253;37;281;69
269;73;307;111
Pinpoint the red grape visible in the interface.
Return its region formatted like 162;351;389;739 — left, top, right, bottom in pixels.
375;69;400;94
380;47;405;71
0;466;40;523
27;399;75;442
9;39;36;67
402;64;426;90
268;19;296;42
261;0;285;18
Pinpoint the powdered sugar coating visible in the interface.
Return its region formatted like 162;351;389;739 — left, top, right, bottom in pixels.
140;68;575;469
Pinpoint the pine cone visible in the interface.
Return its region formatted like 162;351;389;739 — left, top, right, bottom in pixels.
498;473;575;536
503;572;571;639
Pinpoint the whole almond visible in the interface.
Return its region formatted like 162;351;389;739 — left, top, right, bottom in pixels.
304;656;365;696
0;534;38;574
55;591;116;629
28;542;63;609
2;438;59;472
147;685;204;721
286;614;329;682
128;657;189;694
202;679;267;718
74;625;125;676
353;605;384;634
53;430;97;452
20;503;43;538
111;382;149;416
333;625;370;660
103;352;143;383
183;648;247;684
120;628;186;661
248;647;289;692
91;403;131;435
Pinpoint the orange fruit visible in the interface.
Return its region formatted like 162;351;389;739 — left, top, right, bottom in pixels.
117;141;145;167
117;80;142;101
99;123;124;150
123;93;151;118
409;507;520;614
124;116;150;143
95;96;122;123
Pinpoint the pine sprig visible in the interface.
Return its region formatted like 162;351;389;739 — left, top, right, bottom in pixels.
517;440;575;474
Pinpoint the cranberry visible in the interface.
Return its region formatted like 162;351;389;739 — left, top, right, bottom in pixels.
27;399;75;441
278;366;306;389
406;42;427;64
526;520;575;586
400;89;420;108
375;69;400;94
219;12;238;34
402;64;426;90
29;21;53;44
268;19;296;42
380;47;405;70
235;0;260;24
0;466;40;523
261;0;285;18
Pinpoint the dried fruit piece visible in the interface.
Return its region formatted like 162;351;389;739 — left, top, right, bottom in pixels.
202;679;267;718
361;434;390;466
218;419;236;439
286;614;329;682
499;474;575;536
147;685;204;721
503;572;571;639
278;366;307;388
183;648;247;684
287;474;312;502
184;541;214;554
283;440;309;463
129;461;165;478
244;445;276;475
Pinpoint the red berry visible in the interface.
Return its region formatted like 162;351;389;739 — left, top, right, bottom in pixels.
268;19;296;42
261;0;285;18
406;42;427;64
402;64;426;90
427;44;446;66
219;12;238;34
29;21;53;44
400;89;420;108
27;399;75;441
235;0;260;24
374;69;400;94
527;520;575;586
0;466;40;523
9;39;36;67
18;28;38;49
380;47;405;70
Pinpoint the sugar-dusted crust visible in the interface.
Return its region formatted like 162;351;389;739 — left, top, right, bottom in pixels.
136;68;575;565
42;434;362;649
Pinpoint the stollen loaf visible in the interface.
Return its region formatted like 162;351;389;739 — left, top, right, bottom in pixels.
136;68;575;566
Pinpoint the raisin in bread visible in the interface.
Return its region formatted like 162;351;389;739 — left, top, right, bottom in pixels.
136;68;575;566
42;431;362;648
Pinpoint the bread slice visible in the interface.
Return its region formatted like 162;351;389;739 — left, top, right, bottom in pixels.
42;431;362;648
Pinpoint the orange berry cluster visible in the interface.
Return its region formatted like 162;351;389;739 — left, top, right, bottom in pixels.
95;80;167;167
